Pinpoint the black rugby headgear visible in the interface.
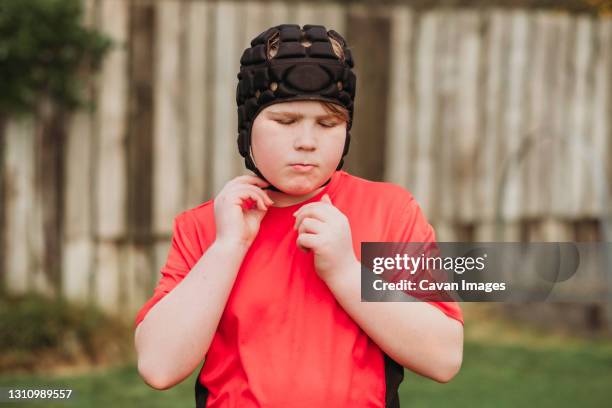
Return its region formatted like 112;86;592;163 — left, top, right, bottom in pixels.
236;24;357;191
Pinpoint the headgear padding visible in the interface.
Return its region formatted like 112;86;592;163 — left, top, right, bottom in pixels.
236;24;357;190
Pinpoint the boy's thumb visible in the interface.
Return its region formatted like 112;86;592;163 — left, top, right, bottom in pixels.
321;193;332;204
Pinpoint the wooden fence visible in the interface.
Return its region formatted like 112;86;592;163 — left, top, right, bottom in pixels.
1;0;610;321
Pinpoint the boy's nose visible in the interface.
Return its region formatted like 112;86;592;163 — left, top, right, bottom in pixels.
293;124;317;151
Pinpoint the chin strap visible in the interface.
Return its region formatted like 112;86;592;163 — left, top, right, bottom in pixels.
261;176;332;192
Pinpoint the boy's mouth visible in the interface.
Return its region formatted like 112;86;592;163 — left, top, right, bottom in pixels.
290;163;316;172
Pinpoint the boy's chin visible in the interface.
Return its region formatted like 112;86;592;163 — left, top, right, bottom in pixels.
275;184;316;196
272;176;328;196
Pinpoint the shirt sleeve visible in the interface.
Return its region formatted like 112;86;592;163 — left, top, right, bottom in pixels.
133;212;202;330
396;195;464;326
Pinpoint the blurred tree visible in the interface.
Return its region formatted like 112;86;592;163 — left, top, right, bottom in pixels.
0;0;111;296
0;0;111;114
581;0;612;14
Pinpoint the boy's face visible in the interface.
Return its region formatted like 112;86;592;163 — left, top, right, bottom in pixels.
251;100;347;195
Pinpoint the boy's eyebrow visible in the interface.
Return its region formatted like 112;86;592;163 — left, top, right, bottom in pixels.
266;111;338;120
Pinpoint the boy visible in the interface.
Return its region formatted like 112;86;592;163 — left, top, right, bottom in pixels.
134;24;463;407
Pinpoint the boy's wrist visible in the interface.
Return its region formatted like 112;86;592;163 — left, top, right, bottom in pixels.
212;238;251;254
324;257;360;294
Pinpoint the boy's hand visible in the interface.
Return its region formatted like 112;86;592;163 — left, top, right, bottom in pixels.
214;175;274;248
293;194;358;283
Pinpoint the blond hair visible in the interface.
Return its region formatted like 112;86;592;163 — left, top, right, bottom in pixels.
321;101;349;123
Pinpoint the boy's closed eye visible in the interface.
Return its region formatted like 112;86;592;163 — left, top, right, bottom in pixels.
274;118;340;128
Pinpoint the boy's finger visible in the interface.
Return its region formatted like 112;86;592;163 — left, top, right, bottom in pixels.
294;210;326;231
233;184;274;206
234;184;274;210
297;218;324;235
296;232;317;252
233;174;270;188
250;185;274;206
238;190;267;211
320;194;333;205
293;203;331;222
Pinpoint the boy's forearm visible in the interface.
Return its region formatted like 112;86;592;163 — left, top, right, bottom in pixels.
326;260;464;383
135;240;249;389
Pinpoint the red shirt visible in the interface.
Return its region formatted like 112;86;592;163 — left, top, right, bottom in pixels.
135;170;463;407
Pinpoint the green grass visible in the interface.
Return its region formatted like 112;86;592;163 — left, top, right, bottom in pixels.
1;340;611;407
399;341;612;407
0;363;199;408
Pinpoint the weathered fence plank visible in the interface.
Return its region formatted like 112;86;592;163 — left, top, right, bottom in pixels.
62;0;97;303
153;0;185;235
385;6;414;188
590;18;612;220
63;111;95;303
549;14;572;219
412;11;439;215
479;10;512;227
567;16;596;218
4;120;44;294
345;6;390;181
499;10;530;223
435;10;458;225
454;11;481;224
94;0;129;313
185;0;212;208
602;20;612;236
211;1;244;195
96;0;128;240
125;0;157;314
